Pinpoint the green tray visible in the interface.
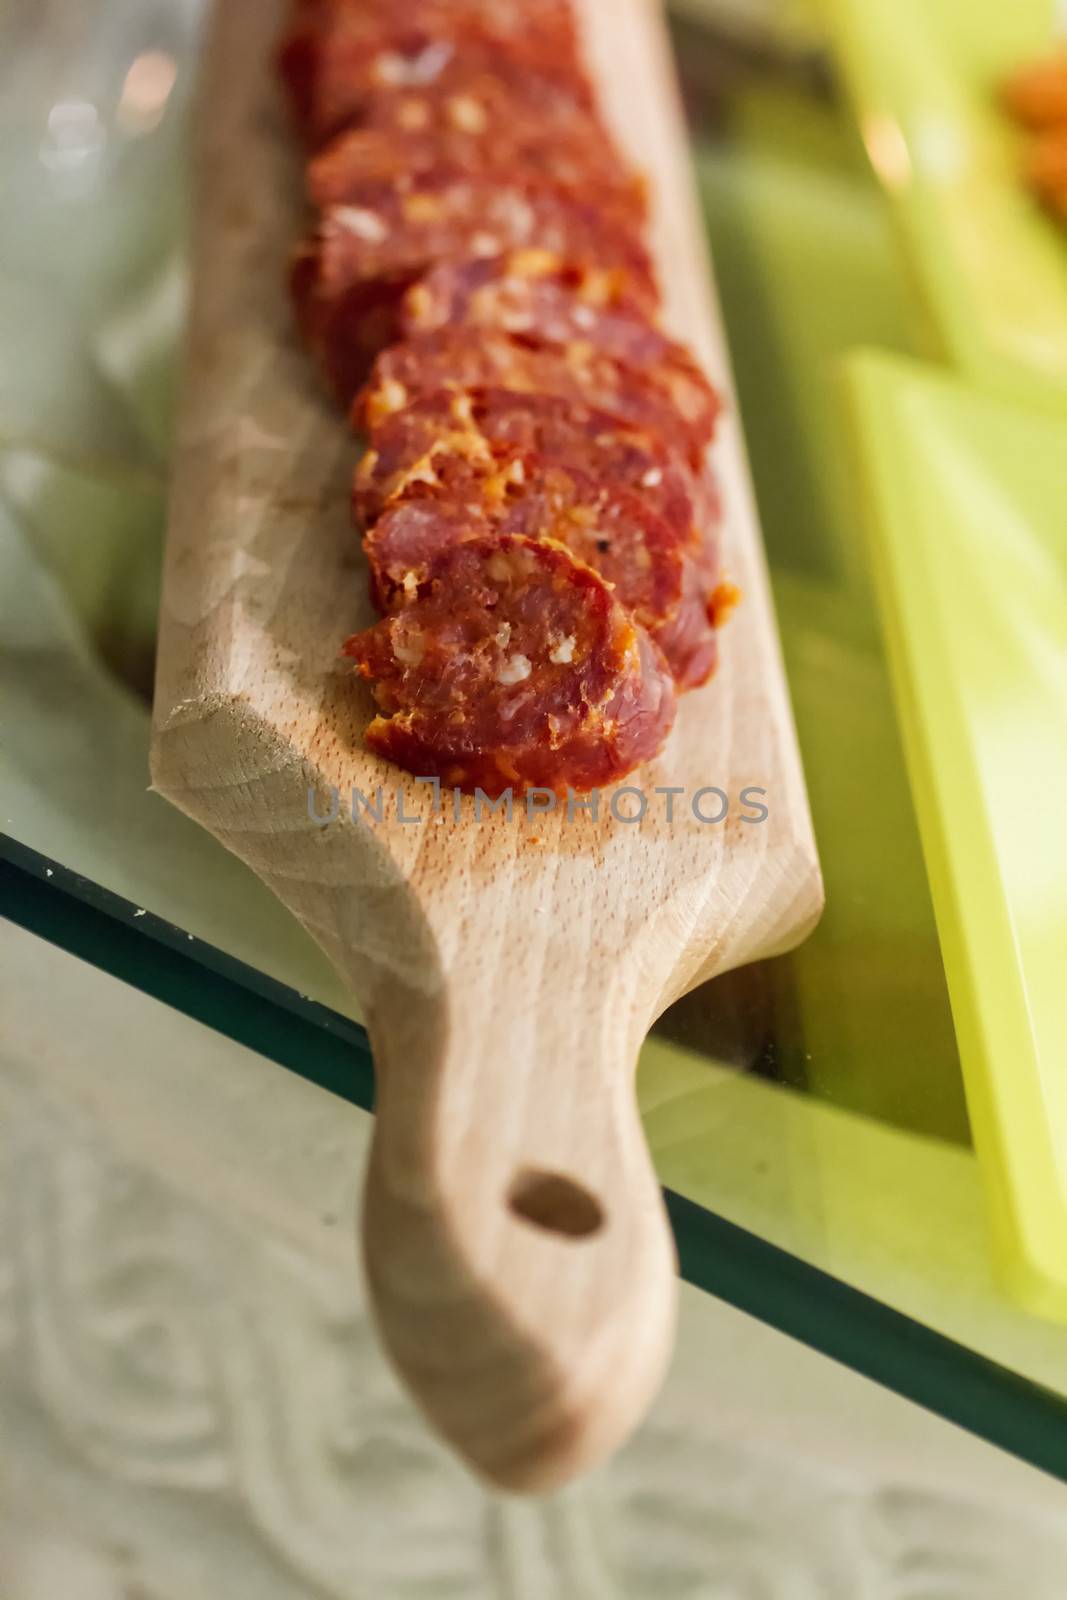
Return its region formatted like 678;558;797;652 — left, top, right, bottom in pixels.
824;0;1067;409
846;349;1067;1319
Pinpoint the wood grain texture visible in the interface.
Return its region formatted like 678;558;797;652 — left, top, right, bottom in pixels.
151;0;823;1491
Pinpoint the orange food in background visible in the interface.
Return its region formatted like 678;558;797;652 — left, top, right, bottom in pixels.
1027;131;1067;222
1002;49;1067;131
1002;49;1067;225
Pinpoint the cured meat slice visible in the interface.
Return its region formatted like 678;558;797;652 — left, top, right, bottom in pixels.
653;529;720;691
358;326;713;464
291;172;656;399
344;534;677;795
348;51;596;131
401;250;653;338
354;386;713;536
362;457;719;686
278;1;583;147
289;0;573;19
307;114;642;216
400;251;719;442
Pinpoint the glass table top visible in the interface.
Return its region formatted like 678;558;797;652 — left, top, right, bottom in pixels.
4;0;1067;1484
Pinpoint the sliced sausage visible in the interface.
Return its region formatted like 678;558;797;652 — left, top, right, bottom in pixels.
343;533;677;795
362;455;719;686
278;0;582;147
400;251;719;444
358;325;713;463
354;385;715;535
292;171;655;398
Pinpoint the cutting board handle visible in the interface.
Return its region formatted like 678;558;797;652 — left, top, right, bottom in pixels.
362;973;678;1492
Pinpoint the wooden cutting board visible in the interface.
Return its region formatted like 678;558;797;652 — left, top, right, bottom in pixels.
152;0;823;1492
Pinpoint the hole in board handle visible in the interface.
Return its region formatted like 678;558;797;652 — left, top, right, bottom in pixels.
507;1169;604;1238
